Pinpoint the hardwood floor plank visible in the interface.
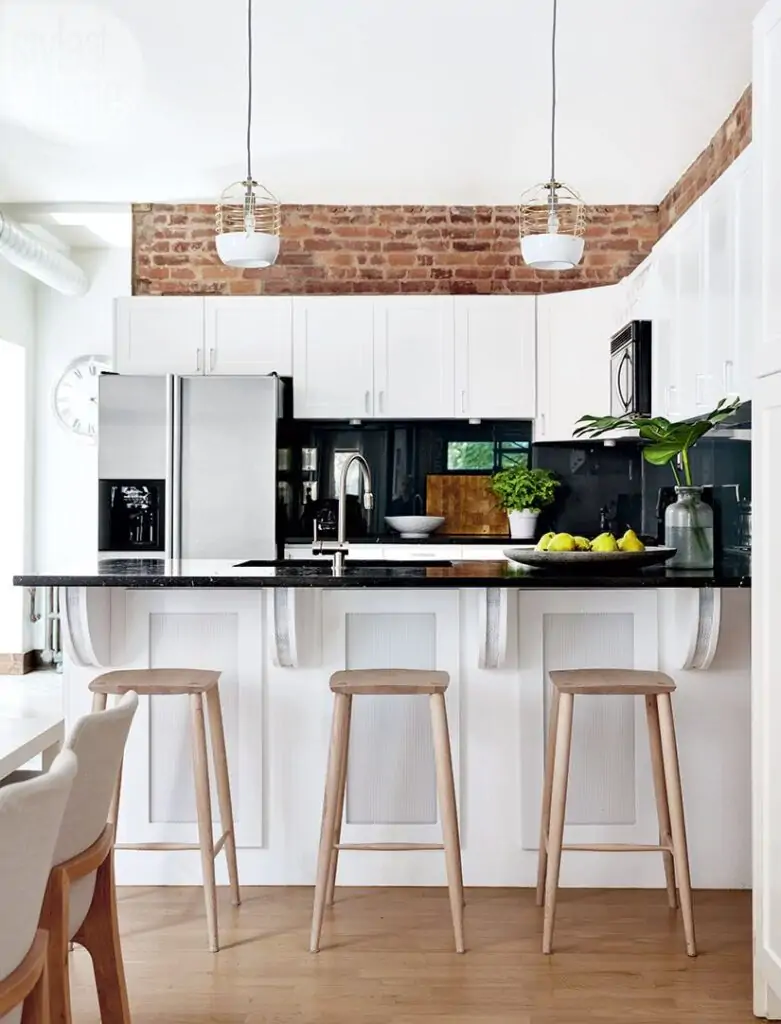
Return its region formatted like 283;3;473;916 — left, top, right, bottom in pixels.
68;887;754;1023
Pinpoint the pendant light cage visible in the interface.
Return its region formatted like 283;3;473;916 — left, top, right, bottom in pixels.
519;181;586;243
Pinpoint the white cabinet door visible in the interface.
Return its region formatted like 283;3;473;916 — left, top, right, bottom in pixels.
701;174;734;412
756;1;781;378
373;297;455;417
673;206;703;419
205;297;292;375
292;298;375;418
536;285;619;441
752;369;781;1017
652;234;677;417
732;148;759;402
454;297;535;419
114;297;204;375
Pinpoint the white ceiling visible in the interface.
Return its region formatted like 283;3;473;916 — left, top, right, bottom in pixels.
0;0;763;207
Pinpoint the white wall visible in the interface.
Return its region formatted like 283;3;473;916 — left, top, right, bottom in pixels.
0;259;35;652
34;248;130;570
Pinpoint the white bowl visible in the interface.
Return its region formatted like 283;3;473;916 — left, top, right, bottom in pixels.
385;515;446;539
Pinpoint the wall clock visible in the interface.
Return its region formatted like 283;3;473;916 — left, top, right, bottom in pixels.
53;355;111;441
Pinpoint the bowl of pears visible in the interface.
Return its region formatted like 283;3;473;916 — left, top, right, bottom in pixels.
504;530;676;572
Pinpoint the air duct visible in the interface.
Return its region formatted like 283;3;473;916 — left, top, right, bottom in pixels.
0;211;89;295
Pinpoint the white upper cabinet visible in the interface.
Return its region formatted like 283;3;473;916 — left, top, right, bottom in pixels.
373;297;455;418
536;284;620;441
733;147;760;400
454;297;536;419
292;297;375;418
114;297;203;375
756;0;781;378
204;297;293;376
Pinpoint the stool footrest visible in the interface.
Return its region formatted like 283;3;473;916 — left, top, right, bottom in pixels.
115;829;231;857
561;842;672;853
334;842;445;852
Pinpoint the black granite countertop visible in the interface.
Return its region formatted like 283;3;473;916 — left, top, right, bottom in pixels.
14;556;751;590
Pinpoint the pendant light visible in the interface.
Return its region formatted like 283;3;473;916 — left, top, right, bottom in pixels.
215;0;281;269
519;0;586;270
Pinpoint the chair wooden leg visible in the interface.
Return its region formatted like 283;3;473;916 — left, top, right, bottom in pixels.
542;692;574;955
657;692;697;956
326;694;352;906
205;685;241;908
73;853;131;1024
536;686;561;907
310;693;351;952
20;937;50;1024
39;867;72;1024
430;692;465;954
645;694;678;909
191;693;219;953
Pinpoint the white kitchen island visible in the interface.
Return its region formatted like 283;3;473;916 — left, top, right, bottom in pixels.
17;557;751;892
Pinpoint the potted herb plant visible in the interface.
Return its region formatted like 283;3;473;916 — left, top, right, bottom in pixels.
490;466;560;540
573;397;741;569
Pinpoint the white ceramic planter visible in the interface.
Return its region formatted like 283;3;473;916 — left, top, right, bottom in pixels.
508;509;539;540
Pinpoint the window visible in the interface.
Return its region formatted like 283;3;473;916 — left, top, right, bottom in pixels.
446;439;530;472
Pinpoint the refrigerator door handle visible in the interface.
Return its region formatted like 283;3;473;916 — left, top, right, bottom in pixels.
171;375;183;560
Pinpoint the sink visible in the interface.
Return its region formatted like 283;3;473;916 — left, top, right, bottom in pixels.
384;515;446;539
234;558;453;570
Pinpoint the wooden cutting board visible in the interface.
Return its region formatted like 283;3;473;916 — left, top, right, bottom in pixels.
425;475;508;536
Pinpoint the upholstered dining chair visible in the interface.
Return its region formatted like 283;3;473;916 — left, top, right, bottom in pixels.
0;750;77;1024
3;692;139;1024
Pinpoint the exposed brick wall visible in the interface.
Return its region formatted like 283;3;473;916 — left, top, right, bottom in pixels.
132;86;752;297
133;204;658;297
658;85;752;236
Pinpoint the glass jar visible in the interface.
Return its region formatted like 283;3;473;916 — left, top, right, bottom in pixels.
664;486;714;569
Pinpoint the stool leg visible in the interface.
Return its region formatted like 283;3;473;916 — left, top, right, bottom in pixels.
656;692;696;956
645;695;678;909
191;693;219;953
536;686;561;907
542;691;574;955
205;685;241;908
429;692;465;954
311;693;351;953
326;694;352;906
91;692;108;712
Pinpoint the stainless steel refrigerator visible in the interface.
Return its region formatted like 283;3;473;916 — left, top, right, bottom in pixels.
98;374;282;560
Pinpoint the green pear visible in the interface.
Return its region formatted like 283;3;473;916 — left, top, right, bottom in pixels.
548;533;576;552
590;532;619;553
618;529;645;552
536;532;556;552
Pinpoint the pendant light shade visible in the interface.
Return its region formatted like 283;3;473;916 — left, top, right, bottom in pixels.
216;0;280;269
519;0;586;270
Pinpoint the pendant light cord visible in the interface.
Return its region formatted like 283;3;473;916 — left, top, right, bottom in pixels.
550;0;558;184
246;0;253;184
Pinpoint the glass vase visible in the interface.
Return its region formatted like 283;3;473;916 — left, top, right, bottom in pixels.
664;486;714;569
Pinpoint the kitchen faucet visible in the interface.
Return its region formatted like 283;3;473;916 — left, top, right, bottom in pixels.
313;453;374;573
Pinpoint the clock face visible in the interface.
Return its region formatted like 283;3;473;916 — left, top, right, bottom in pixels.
53;355;111;440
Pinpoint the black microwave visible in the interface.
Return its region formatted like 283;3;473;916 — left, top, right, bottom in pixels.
610;320;652;418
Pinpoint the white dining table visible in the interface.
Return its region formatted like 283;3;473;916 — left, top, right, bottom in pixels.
0;715;65;780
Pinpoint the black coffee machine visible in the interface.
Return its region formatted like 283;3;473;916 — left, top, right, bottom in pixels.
655;485;740;553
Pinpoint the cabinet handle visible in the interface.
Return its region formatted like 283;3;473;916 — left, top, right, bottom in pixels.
364;390;371;414
723;359;734;393
209;347;215;372
196;348;202;373
539;412;546;437
378;389;385;414
667;385;676;413
695;374;705;405
460;389;466;414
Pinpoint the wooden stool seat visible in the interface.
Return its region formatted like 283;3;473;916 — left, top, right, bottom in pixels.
550;668;676;696
538;668;696;958
89;668;239;953
330;668;450;696
311;669;464;954
89;668;220;696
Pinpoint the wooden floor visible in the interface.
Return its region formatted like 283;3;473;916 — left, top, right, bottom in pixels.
69;887;754;1023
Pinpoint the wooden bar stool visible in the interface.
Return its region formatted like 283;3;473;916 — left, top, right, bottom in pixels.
537;668;696;957
89;669;240;953
310;668;465;954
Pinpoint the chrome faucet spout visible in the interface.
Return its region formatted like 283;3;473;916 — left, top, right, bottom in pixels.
334;453;373;572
